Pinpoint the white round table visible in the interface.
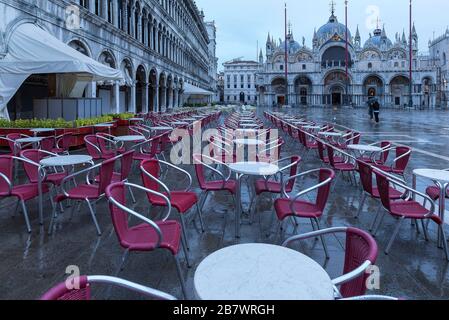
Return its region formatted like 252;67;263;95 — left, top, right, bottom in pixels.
347;144;382;153
94;123;114;135
114;135;146;142
303;125;321;130
149;126;173;131
240;124;260;128
228;162;279;238
413;169;449;247
40;155;93;167
233;139;265;146
171;121;189;126
129;118;144;122
194;243;334;300
16;137;43;144
30;128;55;137
319;132;343;137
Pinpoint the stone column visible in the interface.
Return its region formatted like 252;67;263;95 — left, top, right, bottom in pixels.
173;89;178;108
143;83;149;113
143;18;148;46
113;0;119;27
137;12;142;42
130;5;135;38
154;78;159;112
101;0;108;19
130;83;136;113
86;82;97;98
113;81;120;113
122;0;128;32
89;0;95;13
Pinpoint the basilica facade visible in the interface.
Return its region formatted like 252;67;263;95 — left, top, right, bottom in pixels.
256;12;439;108
0;0;216;120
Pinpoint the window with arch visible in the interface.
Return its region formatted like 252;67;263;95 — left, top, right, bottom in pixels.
368;62;372;69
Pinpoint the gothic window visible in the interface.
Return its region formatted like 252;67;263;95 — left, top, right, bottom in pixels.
79;0;88;9
280;65;284;71
302;64;306;70
368;63;372;69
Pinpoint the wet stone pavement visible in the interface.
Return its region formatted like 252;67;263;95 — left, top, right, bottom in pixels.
1;106;449;300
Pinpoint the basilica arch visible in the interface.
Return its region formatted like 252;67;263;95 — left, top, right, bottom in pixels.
389;75;410;107
270;77;287;105
135;65;147;113
323;70;351;106
294;76;313;105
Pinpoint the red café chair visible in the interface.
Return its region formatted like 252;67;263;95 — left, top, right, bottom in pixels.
317;140;344;165
373;170;449;260
140;159;205;250
355;160;405;230
357;141;391;164
40;133;74;155
193;154;237;211
283;227;378;299
40;275;176;300
373;146;412;180
274;168;335;258
97;133;125;155
49;157;116;236
425;168;449;202
2;133;32;156
106;182;189;299
84;135;115;160
327;145;357;187
0;155;52;233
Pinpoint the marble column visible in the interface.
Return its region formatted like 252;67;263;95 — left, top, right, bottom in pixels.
130;5;135;38
143;83;149;113
113;81;120;113
86;82;97;98
122;0;128;32
101;0;108;19
154;79;159;112
130;83;136;113
137;12;142;42
113;0;119;27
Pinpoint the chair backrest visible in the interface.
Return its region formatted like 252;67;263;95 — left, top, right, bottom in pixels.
352;132;361;145
96;133;113;154
6;133;21;153
20;149;42;183
316;168;335;212
84;135;102;160
97;158;116;196
394;146;411;172
326;145;338;168
106;182;133;246
0;156;14;193
373;170;392;211
58;133;73;151
40;137;55;152
193;155;208;190
119;150;135;181
379;141;391;163
357;160;373;195
40;276;90;300
285;156;300;193
140;159;162;200
317;140;326;163
340;228;378;298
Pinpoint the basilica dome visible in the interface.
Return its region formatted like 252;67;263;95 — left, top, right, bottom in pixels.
364;28;393;50
316;14;351;43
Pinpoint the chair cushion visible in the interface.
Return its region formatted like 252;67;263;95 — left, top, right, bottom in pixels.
120;220;181;255
6;183;50;201
372;187;403;200
426;186;449;200
150;191;198;213
46;172;68;186
274;198;322;220
333;163;356;171
389;201;441;223
202;180;237;194
55;184;100;201
255;180;282;195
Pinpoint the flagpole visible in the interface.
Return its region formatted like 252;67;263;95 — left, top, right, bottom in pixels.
409;0;413;109
284;3;289;106
345;0;349;106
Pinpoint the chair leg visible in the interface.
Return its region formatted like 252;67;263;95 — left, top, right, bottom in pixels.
128;185;137;204
48;202;59;235
314;218;330;259
369;204;382;232
200;191;210;211
421;220;429;241
179;216;190;251
355;193;367;219
12;199;20;217
439;225;449;261
20;200;31;233
86;200;102;236
373;211;387;237
385;218;404;255
180;235;191;268
196;203;205;233
173;255;188;299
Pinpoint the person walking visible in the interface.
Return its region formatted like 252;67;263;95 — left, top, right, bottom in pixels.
372;97;380;123
367;95;375;121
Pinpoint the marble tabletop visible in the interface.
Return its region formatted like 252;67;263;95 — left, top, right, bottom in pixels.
40;155;93;167
148;126;173;131
29;128;55;133
318;132;343;137
15;137;43;144
413;169;449;183
347;144;382;152
228;162;279;176
194;243;334;300
114;135;146;142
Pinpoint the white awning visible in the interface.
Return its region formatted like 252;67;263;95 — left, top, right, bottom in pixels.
0;23;123;119
183;83;214;96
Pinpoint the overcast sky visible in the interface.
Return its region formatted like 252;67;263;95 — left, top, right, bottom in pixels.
196;0;449;71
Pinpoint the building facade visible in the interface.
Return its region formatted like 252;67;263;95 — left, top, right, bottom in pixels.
257;11;439;108
429;30;449;109
205;19;218;103
0;0;217;119
217;71;224;103
223;58;259;105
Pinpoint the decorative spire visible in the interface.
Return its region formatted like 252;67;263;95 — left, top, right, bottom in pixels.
381;24;387;38
355;25;360;39
267;32;271;43
402;30;407;44
330;0;336;16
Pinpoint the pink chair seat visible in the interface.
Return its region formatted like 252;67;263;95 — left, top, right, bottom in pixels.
46;172;68;186
374;164;404;175
333;163;356;171
102;150;117;159
274;199;322;220
95;172;121;184
2;184;50;201
56;184;100;201
120;220;181;255
150;192;198;213
322;156;344;164
372;187;403;199
426;186;449;200
202;180;237;194
133;153;156;162
389;201;441;223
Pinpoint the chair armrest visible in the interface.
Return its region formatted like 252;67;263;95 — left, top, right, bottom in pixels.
60;161;97;197
282;227;348;247
87;276;176;300
331;260;372;287
0;172;12;194
159;160;193;192
338;295;399;301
